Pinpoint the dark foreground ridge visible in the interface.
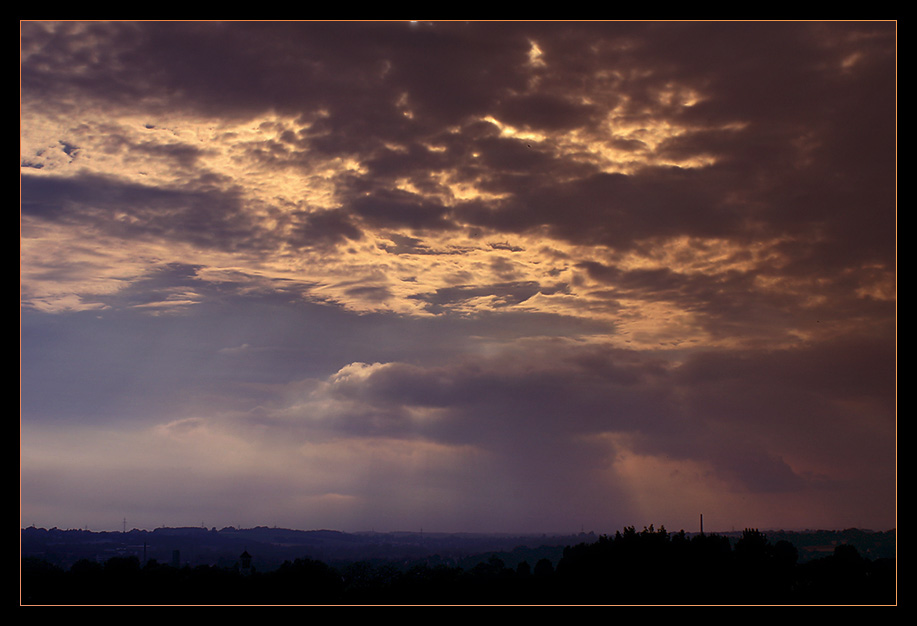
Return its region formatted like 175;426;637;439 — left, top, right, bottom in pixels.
21;525;896;605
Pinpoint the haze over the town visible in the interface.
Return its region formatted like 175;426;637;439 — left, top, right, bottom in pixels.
20;21;896;535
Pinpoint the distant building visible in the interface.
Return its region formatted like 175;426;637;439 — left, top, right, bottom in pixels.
239;550;252;576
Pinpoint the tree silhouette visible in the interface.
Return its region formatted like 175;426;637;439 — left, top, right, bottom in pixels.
20;526;896;605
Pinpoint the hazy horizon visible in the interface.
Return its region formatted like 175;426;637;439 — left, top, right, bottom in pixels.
21;21;896;537
23;520;895;536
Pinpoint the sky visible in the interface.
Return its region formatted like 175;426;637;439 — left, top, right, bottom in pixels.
20;21;896;535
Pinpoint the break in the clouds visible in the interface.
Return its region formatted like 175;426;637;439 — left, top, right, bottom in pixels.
20;21;895;534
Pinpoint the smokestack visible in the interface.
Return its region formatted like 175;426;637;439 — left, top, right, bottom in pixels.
700;514;704;535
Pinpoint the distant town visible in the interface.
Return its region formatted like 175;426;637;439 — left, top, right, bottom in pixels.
21;524;895;573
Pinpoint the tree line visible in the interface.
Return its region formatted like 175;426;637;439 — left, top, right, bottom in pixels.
21;526;895;605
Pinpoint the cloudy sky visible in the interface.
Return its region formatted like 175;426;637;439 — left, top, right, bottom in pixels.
20;21;896;534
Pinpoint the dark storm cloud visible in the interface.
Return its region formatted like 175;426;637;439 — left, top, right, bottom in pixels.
494;92;601;131
21;175;231;234
467;22;894;270
674;336;896;414
21;21;896;263
20;172;258;251
457;168;743;249
581;250;895;344
646;22;896;267
666;338;896;497
471;134;566;176
19;171;367;254
348;189;456;232
306;338;868;495
73;122;207;170
20;21;896;533
577;259;786;333
376;233;450;255
287;208;363;248
409;281;568;314
314;348;674;473
21;21;530;134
